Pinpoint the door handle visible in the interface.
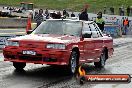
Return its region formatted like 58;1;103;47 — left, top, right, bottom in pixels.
94;49;101;52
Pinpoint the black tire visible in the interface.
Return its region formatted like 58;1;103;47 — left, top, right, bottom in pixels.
94;51;106;68
13;62;26;70
68;51;78;74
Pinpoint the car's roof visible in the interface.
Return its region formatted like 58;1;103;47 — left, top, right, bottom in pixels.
46;19;94;24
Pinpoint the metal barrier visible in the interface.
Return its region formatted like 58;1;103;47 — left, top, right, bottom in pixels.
104;24;122;38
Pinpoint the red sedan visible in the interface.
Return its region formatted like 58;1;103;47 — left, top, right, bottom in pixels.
3;19;114;74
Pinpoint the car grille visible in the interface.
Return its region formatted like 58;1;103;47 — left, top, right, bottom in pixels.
18;53;43;61
17;53;57;62
5;52;57;62
19;55;42;61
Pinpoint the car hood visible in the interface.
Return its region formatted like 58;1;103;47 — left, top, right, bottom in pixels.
9;34;80;44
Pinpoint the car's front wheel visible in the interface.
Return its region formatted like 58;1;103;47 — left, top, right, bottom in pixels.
68;51;78;74
13;62;26;70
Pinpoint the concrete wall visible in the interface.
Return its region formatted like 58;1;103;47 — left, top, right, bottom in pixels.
0;18;27;28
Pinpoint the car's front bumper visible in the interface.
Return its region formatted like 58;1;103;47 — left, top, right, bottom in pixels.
3;47;70;65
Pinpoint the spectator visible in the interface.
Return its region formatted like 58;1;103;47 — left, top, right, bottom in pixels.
56;11;61;19
119;7;122;16
45;9;49;15
79;8;88;21
45;9;49;19
17;9;22;13
123;17;129;35
33;10;38;19
66;12;69;17
9;7;13;15
95;12;105;32
34;9;44;27
63;9;67;16
34;10;38;16
52;11;57;19
127;6;130;16
71;12;75;17
104;7;107;14
121;5;125;16
110;7;114;15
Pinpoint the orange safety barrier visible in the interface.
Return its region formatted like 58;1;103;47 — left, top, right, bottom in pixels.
26;14;32;34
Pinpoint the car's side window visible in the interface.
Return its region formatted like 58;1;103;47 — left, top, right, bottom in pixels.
65;22;82;36
93;23;103;37
83;23;91;32
82;23;92;38
89;23;99;38
91;31;99;38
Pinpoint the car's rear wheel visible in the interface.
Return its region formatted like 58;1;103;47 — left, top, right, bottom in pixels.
68;51;78;74
94;51;106;68
13;62;26;70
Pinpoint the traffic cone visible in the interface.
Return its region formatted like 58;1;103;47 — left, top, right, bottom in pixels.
26;16;32;34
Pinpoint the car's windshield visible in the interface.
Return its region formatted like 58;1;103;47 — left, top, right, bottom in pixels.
32;20;82;37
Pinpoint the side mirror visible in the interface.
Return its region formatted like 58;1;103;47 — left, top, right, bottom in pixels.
27;30;33;34
82;33;92;38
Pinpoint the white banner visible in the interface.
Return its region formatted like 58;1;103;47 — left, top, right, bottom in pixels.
0;36;16;49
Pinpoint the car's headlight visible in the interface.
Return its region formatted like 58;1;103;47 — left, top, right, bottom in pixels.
6;41;19;46
46;44;66;49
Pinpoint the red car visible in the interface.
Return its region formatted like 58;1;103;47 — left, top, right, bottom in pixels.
3;19;114;74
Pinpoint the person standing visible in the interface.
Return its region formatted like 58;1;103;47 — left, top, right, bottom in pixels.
52;11;57;19
127;6;130;16
123;18;129;35
79;8;88;21
104;7;107;14
45;9;49;19
56;11;61;19
110;7;114;15
63;9;67;18
95;12;105;32
34;9;44;27
121;5;125;16
33;10;38;19
66;12;69;17
119;7;122;16
71;12;75;17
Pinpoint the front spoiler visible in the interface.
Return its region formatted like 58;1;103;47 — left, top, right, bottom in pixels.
4;59;68;65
